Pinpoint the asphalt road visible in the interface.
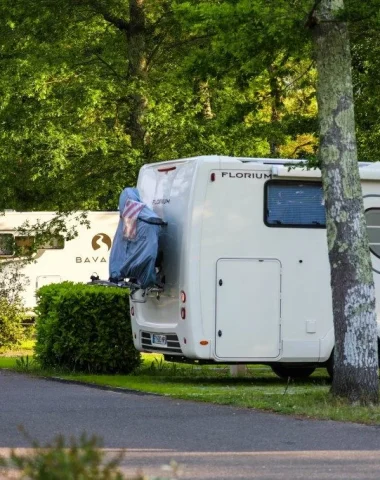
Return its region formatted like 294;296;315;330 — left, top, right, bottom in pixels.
1;370;380;479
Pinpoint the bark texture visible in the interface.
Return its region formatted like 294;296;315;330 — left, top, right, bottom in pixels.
126;0;148;152
90;0;149;154
312;0;378;404
268;65;282;157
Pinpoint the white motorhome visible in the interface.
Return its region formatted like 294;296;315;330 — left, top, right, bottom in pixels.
0;211;118;308
130;155;380;378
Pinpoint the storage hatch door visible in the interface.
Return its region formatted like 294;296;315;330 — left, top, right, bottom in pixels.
36;275;62;289
216;258;281;359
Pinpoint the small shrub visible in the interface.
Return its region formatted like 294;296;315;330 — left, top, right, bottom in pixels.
15;355;37;372
22;318;36;341
35;282;140;374
0;430;177;480
0;263;27;351
1;431;125;480
0;297;25;350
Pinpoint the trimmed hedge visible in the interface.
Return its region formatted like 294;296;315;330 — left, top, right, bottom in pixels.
35;282;140;373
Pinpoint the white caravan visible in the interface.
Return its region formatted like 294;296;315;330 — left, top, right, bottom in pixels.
130;155;380;378
0;211;118;308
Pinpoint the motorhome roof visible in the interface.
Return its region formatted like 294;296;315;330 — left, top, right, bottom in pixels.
236;157;377;168
143;155;380;180
148;155;379;168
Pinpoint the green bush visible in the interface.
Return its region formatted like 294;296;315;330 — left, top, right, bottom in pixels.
0;430;176;479
35;282;140;374
0;298;25;351
1;432;125;480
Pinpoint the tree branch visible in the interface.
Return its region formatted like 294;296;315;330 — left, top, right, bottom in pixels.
87;0;129;31
305;0;322;29
165;33;217;51
94;54;124;79
146;34;168;70
291;141;314;157
283;61;315;91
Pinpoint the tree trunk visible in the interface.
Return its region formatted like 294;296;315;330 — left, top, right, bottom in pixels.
89;0;149;156
311;0;378;404
126;0;148;154
268;65;282;157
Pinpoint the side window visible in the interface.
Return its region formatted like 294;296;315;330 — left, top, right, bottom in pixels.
265;181;326;228
42;235;65;250
0;234;65;256
0;233;14;256
15;236;35;255
365;209;380;258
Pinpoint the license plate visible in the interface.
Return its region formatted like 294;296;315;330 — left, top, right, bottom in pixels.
152;334;167;347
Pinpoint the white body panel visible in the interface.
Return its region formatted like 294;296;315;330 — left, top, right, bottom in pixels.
0;211;118;308
130;156;380;365
215;258;281;358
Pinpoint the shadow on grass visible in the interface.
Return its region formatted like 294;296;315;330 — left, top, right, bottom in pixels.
142;376;331;387
1;354;331;390
167;376;277;386
133;363;331;387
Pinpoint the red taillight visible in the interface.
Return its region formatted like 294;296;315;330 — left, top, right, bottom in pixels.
210;172;215;182
181;307;186;320
131;306;134;316
180;290;186;303
184;338;187;344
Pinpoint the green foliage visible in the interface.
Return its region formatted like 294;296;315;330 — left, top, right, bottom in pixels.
1;0;380;212
0;429;178;480
0;0;323;213
0;297;25;350
0;0;138;211
350;9;380;161
170;0;318;159
2;431;125;480
35;282;140;374
15;355;36;371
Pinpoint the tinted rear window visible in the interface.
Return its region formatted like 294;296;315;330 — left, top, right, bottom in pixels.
265;181;326;228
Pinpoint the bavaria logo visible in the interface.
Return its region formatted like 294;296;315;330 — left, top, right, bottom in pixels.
92;233;112;251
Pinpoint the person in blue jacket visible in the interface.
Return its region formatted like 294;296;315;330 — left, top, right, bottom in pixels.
109;188;165;289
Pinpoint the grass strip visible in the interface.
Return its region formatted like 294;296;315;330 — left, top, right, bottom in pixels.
1;354;380;425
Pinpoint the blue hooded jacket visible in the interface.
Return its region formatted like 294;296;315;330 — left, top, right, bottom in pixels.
109;188;164;288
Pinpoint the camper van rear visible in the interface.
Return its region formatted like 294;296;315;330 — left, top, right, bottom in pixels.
0;211;118;308
131;155;380;378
